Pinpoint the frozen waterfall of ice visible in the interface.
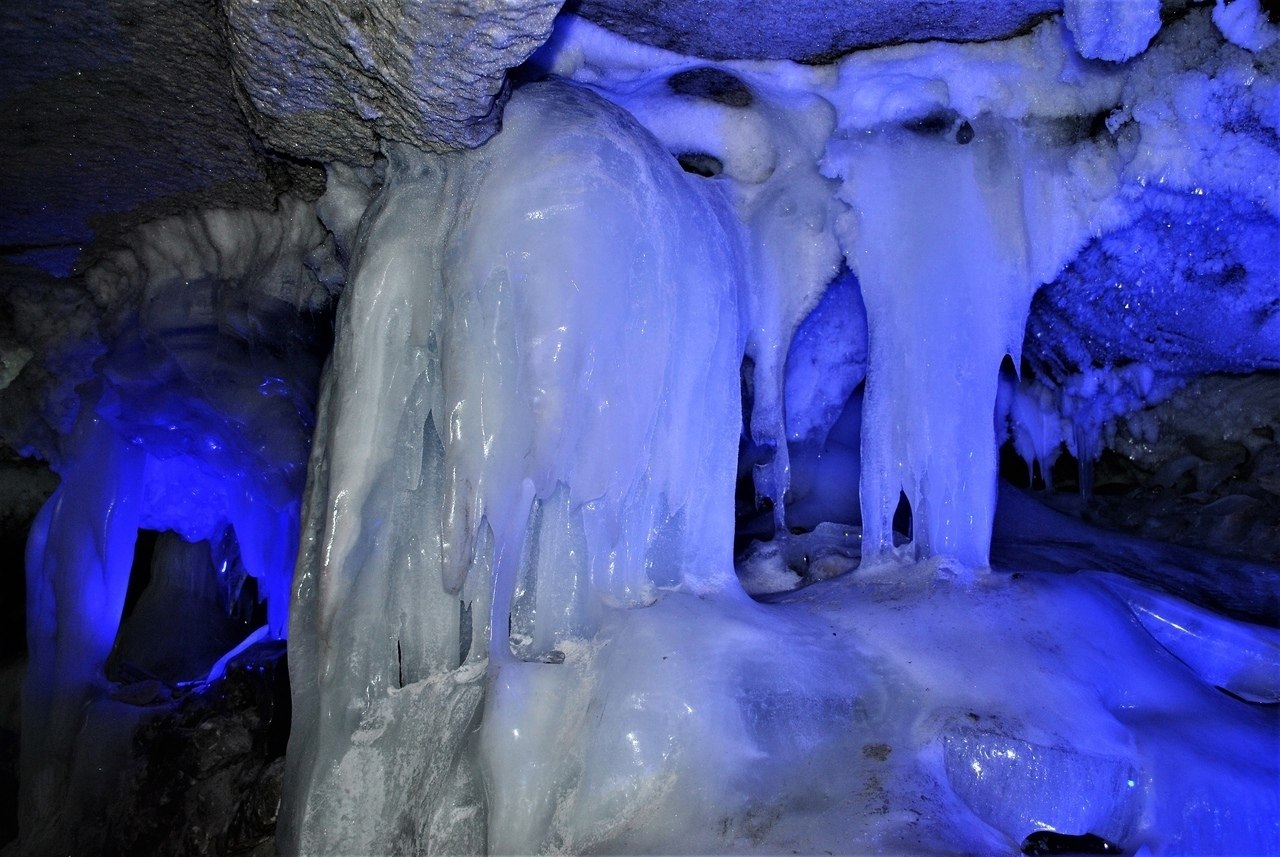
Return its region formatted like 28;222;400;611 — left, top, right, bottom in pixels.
279;80;747;854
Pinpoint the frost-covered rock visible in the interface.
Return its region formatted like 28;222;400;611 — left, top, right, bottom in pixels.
1063;0;1162;62
571;0;1063;62
1213;0;1280;52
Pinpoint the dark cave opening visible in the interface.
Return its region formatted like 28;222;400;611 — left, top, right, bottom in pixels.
107;529;263;687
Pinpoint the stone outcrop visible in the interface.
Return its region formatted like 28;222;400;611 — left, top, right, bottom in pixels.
221;0;565;164
569;0;1061;62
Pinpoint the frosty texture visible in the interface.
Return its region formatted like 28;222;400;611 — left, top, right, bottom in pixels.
278;55;1280;853
1064;0;1162;62
834;124;1043;568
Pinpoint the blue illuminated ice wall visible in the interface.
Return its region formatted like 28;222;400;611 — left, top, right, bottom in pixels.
282;9;1278;854
20;294;321;836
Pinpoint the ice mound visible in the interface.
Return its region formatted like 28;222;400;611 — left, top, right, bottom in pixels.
1213;0;1280;52
406;560;1276;854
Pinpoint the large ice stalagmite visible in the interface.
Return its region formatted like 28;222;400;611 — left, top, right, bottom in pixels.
281;79;746;854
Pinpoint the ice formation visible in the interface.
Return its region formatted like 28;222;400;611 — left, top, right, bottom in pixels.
1064;0;1162;62
833;123;1052;567
22;331;313;835
272;9;1280;855
1213;0;1280;52
17;3;1280;854
280;80;746;853
19;204;327;847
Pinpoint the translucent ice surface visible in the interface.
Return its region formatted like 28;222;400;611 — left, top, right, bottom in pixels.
458;559;1277;854
270;13;1280;855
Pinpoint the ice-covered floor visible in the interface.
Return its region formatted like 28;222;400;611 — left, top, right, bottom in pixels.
472;492;1279;855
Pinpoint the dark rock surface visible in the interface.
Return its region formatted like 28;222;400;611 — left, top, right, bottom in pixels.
6;639;290;856
566;0;1062;62
667;67;754;106
98;641;290;857
222;0;564;164
1042;373;1280;566
0;0;289;262
1;0;562;279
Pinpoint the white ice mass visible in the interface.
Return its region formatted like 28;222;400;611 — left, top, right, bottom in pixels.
15;4;1280;855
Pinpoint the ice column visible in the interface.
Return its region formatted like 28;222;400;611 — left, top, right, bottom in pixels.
282;80;746;854
837;124;1041;569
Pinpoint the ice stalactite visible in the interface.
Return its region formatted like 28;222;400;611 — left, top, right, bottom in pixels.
281;79;746;854
832;124;1035;568
531;26;850;531
734;94;845;530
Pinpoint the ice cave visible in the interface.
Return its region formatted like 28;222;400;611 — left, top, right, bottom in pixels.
1;0;1278;854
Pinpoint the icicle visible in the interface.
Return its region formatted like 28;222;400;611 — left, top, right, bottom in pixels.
1074;420;1097;500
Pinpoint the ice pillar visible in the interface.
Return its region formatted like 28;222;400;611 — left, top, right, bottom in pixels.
839;124;1039;569
21;390;144;838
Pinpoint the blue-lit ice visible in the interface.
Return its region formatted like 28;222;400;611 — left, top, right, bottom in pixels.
16;2;1280;854
280;24;1280;851
21;326;315;840
1213;0;1280;52
17;193;335;847
1063;0;1162;62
